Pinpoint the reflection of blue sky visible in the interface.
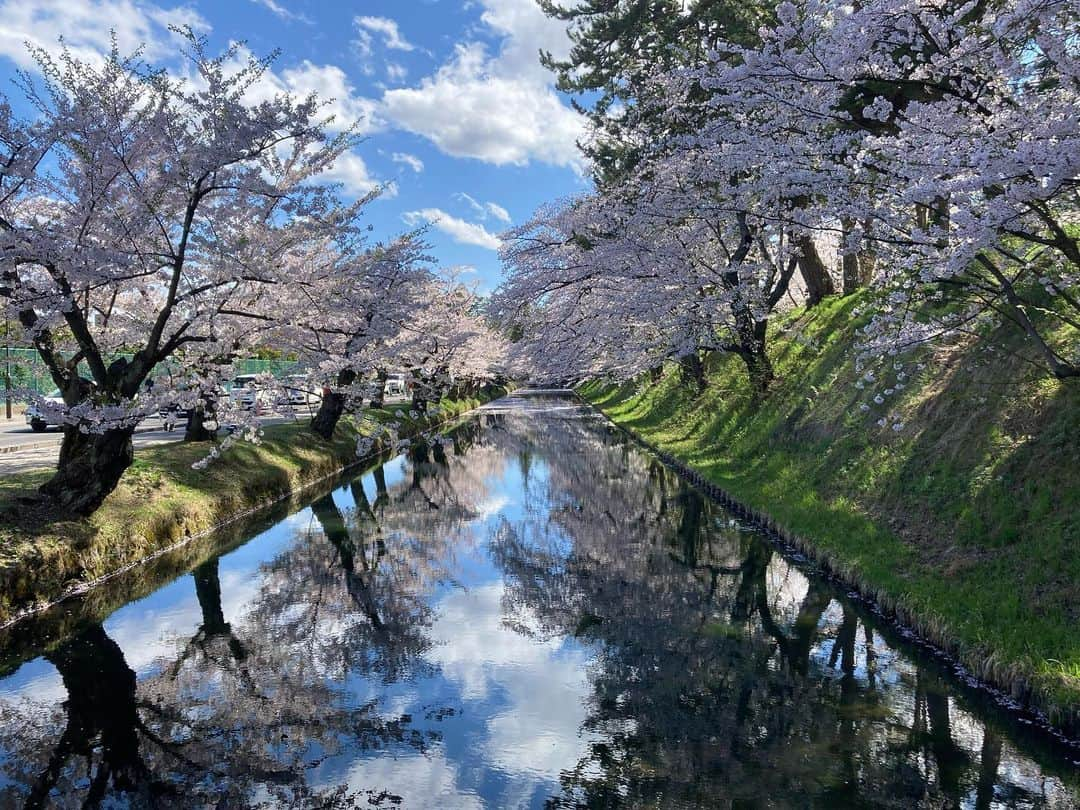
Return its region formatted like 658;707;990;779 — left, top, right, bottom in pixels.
1;407;1075;807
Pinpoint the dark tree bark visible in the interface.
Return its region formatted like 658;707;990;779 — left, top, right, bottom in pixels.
733;314;774;395
678;352;707;394
184;395;217;443
310;369;356;440
39;425;136;516
840;218;862;296
370;368;388;410
794;233;836;307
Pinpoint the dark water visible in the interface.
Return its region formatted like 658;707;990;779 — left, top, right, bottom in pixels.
0;392;1076;808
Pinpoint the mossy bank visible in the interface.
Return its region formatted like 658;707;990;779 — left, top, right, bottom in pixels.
580;298;1079;739
0;389;506;626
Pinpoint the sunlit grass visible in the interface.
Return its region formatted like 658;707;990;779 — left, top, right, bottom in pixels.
582;297;1080;731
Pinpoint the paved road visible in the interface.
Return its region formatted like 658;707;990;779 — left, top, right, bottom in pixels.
0;415;175;452
0;414;312;475
0;394;416;474
1;429;189;475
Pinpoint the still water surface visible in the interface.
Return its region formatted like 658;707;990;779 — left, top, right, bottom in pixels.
0;392;1076;808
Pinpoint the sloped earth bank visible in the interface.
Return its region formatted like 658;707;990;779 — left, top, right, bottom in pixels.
0;392;1076;808
0;389;507;626
579;296;1079;741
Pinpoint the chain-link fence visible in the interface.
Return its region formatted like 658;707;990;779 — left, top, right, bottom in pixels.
0;348;299;395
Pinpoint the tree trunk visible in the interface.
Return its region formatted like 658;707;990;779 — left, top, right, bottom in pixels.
794;233;835;307
840;218;862;296
310;369;356;440
678;352;707;393
734;315;774;394
39;425;136;516
370;368;388;410
184;397;217;442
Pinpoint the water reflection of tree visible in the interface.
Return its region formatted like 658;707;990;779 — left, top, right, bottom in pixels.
0;427;504;807
488;412;1065;808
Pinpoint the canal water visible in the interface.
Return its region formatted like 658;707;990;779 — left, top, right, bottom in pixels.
0;391;1076;808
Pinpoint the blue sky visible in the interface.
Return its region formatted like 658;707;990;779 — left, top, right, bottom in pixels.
0;0;590;292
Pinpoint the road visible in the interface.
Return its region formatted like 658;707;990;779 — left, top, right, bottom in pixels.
0;397;412;474
0;413;311;475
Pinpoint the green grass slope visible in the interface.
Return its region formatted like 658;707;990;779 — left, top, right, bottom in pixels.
580;297;1079;735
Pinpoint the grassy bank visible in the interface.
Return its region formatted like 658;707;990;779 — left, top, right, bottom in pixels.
580;297;1079;737
0;389;506;625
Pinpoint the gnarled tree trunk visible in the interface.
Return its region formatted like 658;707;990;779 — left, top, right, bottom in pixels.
310;369;356;440
39;425;136;516
184;396;217;442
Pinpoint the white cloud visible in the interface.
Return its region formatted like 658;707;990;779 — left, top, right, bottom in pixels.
484;202;512;224
402;208;502;251
355;15;415;53
321;151;388;198
386;62;408;83
381;0;584;169
249;0;311;24
275;61;381;134
0;0;208;70
392;152;425;173
455;193;511;225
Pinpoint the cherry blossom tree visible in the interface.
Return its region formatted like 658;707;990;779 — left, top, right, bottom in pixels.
0;31;372;514
687;0;1080;379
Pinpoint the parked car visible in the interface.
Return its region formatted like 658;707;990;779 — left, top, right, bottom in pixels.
25;380;97;431
280;374;320;409
25;388;65;432
229;374;271;412
384;374;407;398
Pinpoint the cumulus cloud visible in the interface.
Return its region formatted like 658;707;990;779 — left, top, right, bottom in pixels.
392;152;425;173
381;0;584;169
320;151;388;198
402;208;502;251
354;15;415;55
0;0;208;69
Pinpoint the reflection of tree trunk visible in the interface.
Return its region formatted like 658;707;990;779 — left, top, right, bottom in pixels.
975;729;1002;810
926;682;966;803
675;489;705;567
311;494;385;632
194;559;229;636
731;542;771;625
787;581;832;675
864;625;877;690
373;464;389;511
34;624;154;807
192;558;247;664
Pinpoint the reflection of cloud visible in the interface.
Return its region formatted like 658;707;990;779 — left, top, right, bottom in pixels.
0;659;66;705
476;495;510;520
428;583;597;780
339;749;483;810
765;555;810;628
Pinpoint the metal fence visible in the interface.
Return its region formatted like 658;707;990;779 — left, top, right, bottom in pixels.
1;347;298;395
